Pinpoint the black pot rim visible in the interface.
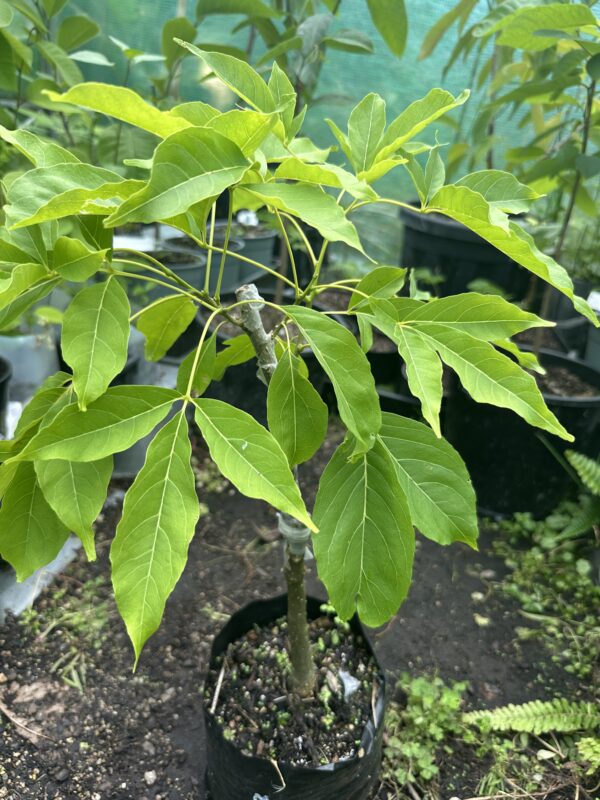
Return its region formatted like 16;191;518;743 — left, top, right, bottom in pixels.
204;593;386;775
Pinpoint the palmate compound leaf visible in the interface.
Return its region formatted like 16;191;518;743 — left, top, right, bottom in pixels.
0;461;69;581
35;456;113;560
194;398;316;531
62;277;131;409
111;411;199;662
105;128;250;227
313;437;415;627
379;413;478;548
267;349;328;467
14;386;179;463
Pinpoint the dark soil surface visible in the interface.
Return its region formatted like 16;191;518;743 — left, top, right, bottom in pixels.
0;428;585;800
537;364;599;398
515;327;565;351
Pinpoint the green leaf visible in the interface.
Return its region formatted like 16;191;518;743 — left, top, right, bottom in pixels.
313;437;414;626
62;278;131;410
378;89;470;162
212;333;254;379
274;158;375;200
176;41;275;112
395;325;443;436
52;236;107;281
419;0;478;59
17;386;179;463
170;100;219;127
206;109;279;157
324;29;374;54
35;457;112;560
347;93;387;175
111;412;199;662
0;125;79;167
456;170;541;214
424;145;446;204
42;0;69;16
0;462;69;582
37;41;83;86
196;0;278;18
13;373;71;438
267;349;328;467
194;398;316;531
325;117;353;162
366;0;408;57
0;1;13;28
267;62;296;135
162;17;197;69
105;129;249;227
428;185;597;325
69;50;114;67
349;266;407;310
6;164;140;229
256;34;303;67
0;262;49;311
0;276;60;331
492;4;596;51
45;83;191;138
176;332;217;395
57;15;99;53
243;182;364;253
137;296;198;362
284;305;381;451
379;413;478;547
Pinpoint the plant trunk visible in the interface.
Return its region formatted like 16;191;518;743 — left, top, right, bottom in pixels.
235;284;316;696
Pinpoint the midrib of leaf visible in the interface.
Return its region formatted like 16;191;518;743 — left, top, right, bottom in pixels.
80;278;110;405
396;326;441;435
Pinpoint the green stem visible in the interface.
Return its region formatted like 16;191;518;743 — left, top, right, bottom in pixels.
204;202;217;294
215;191;233;302
274;209;299;300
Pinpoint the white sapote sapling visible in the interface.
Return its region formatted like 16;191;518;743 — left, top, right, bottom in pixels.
0;44;595;751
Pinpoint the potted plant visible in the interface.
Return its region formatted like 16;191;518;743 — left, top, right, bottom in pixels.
0;47;594;798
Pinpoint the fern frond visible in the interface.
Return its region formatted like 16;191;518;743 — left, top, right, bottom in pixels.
566;450;600;497
576;737;600;775
560;496;600;539
463;699;600;735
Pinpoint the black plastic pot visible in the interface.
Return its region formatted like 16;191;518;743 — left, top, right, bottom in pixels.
400;204;530;300
547;280;593;356
445;348;600;518
0;356;12;437
204;594;386;800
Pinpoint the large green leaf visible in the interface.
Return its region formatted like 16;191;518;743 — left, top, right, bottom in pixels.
349;266;407;308
46;83;191;138
268;62;296;137
0;462;69;581
0;125;80;167
37;41;82;86
267;349;328;467
456;170;541;214
243;182;365;253
197;0;278;18
0;276;60;331
52;235;108;281
57;15;99;53
284;305;381;451
395;325;443;436
169;100;219;127
137;296;198;362
366;0;408;57
16;386;179;462
206;109;279;156
105;128;249;227
379;413;478;548
274;158;375;200
194;398;316;531
62;278;131;410
491;4;595;51
428;185;597;324
377;89;470;162
313;437;414;627
211;333;254;379
419;0;478;59
6;164;141;228
0;262;49;311
347;93;387;175
176;42;276;112
111;412;199;662
162;17;197;69
35;457;113;560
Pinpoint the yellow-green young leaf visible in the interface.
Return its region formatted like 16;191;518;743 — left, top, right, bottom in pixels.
379;413;478;548
62;278;130;409
52;236;107;281
46;83;191;138
35;457;112;560
395;325;443;437
176;332;217;395
57;15;99;52
268;63;296;137
212;333;254;380
347;92;386;175
17;386;179;463
6;164;141;229
194;398;316;531
0;1;13;28
111;412;199;662
274;159;375;200
267;350;328;467
206;109;279;157
37;41;82;86
196;0;279;18
0;262;49;311
428;185;597;325
244;183;365;254
105;128;249;227
456;170;541;214
378;88;470;162
176;41;276;112
0;462;69;581
162;17;197;69
137;296;197;362
494;4;596;51
313;437;414;627
366;0;407;57
284;306;381;452
348;266;407;308
0;125;79;166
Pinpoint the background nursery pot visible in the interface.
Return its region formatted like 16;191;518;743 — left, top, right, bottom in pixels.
0;330;59;400
204;595;386;800
0;356;11;437
445;349;600;518
400;205;530;300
